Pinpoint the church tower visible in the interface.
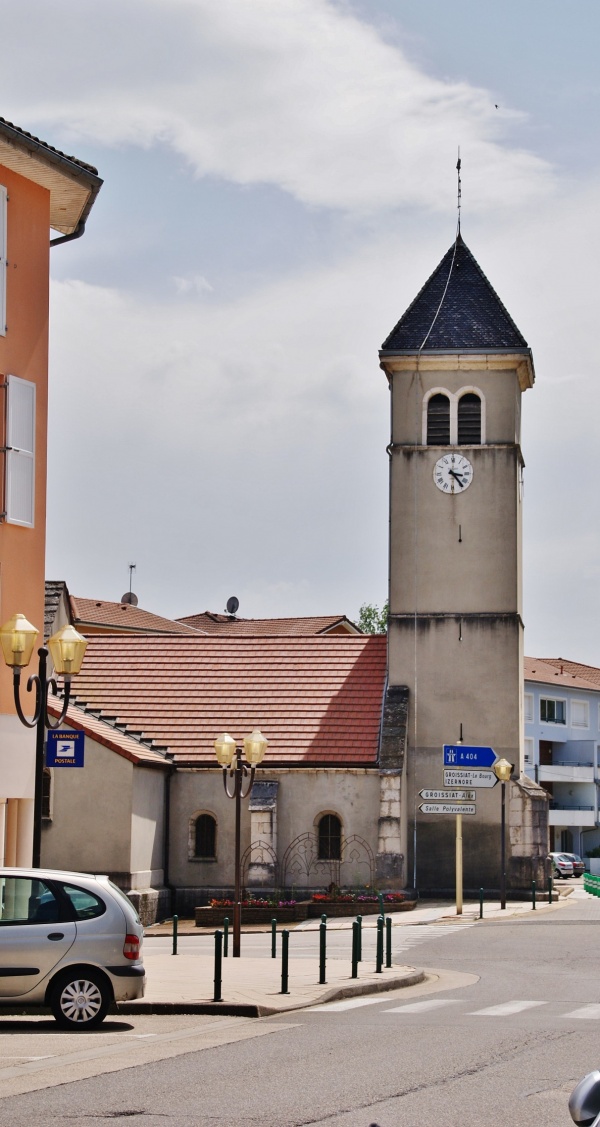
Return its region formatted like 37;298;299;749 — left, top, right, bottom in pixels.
379;233;548;892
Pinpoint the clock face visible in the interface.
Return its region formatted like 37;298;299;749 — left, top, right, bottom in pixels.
433;453;473;494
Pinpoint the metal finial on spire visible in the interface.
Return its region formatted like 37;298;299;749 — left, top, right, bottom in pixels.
456;147;462;232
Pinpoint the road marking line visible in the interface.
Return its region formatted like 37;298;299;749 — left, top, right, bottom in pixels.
384;999;460;1014
564;1005;600;1019
307;996;394;1013
469;1001;547;1016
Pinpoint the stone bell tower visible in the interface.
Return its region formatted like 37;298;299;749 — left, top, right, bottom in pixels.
379;233;548;893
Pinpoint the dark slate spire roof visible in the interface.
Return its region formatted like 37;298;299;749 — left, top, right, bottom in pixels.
381;234;528;353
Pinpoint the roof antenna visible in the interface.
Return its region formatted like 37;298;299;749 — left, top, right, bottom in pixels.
121;562;138;607
456;147;462;234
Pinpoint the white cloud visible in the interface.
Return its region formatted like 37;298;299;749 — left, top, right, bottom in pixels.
4;0;553;214
171;274;213;295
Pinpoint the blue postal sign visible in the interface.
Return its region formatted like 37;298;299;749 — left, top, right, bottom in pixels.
46;730;85;768
443;744;496;768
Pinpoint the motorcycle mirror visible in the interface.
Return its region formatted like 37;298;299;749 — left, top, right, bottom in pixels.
569;1071;600;1125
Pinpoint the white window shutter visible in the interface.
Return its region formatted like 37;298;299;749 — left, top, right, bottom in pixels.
0;185;6;336
6;374;35;527
524;693;534;723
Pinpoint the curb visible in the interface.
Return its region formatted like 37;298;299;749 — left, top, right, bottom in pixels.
117;968;425;1018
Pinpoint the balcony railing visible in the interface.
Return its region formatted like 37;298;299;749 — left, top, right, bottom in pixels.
550;761;594;768
549;803;594;811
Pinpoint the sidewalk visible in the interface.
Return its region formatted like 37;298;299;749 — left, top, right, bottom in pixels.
119;956;424;1018
121;891;573;1018
144;889;573;937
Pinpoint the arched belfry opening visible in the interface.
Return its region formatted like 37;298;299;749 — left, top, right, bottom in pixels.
457;392;481;444
426;393;450;445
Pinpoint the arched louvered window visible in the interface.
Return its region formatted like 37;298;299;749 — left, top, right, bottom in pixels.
318;814;342;861
194;814;217;859
457;393;481;445
426;394;450;445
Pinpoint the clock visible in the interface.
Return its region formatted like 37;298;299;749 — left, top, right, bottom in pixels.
433;453;473;494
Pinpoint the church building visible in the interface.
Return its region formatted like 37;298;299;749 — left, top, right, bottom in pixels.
38;229;550;918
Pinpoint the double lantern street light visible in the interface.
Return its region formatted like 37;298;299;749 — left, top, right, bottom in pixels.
0;612;88;867
213;729;269;957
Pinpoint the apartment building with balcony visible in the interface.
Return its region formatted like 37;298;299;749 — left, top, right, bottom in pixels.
524;657;600;856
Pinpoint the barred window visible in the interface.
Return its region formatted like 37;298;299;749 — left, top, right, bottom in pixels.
318;814;342;861
194;814;216;859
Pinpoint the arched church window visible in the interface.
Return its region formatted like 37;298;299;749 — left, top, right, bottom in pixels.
194;814;217;859
457;393;481;444
426;394;450;445
318;814;342;861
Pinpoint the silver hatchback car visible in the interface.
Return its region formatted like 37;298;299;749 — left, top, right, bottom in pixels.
0;868;145;1028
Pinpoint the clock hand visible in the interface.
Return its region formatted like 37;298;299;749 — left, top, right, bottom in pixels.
448;469;465;486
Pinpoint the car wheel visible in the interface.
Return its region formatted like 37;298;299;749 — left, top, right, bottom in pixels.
49;970;111;1029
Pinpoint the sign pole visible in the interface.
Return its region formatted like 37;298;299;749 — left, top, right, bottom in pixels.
456;812;463;916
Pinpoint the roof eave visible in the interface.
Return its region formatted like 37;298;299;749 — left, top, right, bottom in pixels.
379;348;535;392
0;118;102;235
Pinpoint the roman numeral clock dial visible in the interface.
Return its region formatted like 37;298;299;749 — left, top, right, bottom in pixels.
434;453;474;494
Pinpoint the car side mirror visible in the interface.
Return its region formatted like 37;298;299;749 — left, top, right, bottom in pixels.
570;1071;600;1125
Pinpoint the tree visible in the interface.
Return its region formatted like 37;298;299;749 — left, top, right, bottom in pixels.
357;601;388;634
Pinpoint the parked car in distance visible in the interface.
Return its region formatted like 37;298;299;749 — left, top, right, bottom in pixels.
548;852;574;879
561;853;585;877
0;869;145;1028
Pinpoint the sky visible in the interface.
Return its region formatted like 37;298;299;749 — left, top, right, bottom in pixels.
3;0;600;660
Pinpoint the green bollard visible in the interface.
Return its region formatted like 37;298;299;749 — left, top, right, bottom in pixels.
532;880;536;910
172;913;178;956
378;892;385;917
548;876;553;905
352;921;359;979
223;916;229;958
357;914;362;962
376;915;384;973
319;919;327;985
479;888;483;919
271;918;277;959
385;916;392;969
280;929;290;994
213;930;223;1002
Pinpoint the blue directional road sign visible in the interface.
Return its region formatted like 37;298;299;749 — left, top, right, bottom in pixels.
443;744;496;768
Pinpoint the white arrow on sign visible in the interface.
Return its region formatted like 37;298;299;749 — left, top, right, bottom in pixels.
420;803;476;815
420;789;476;801
443;769;498;789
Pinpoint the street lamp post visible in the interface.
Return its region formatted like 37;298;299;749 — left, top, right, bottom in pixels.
214;730;268;957
493;757;513;910
0;614;88;867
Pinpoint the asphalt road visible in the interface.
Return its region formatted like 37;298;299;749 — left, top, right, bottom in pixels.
0;888;598;1126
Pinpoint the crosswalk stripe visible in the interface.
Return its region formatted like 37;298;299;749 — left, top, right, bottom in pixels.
307;996;397;1013
469;1001;547;1016
384;999;460;1014
564;1005;600;1020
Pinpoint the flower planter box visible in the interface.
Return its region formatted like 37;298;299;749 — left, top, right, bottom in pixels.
194;903;309;927
307;900;416;918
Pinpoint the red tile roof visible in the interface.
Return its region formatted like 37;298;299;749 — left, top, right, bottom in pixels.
524;657;599;691
68;635;386;766
176;611;360;635
71;596;199;635
47;700;171;767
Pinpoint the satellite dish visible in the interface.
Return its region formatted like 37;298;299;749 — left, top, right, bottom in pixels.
226;596;239;616
121;591;139;606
